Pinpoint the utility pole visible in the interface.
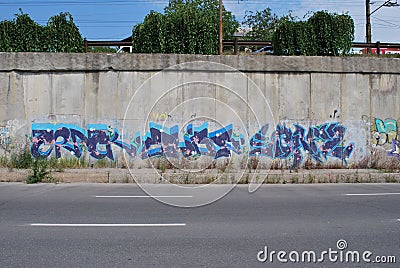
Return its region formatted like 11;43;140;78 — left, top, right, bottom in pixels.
219;0;223;55
366;0;399;53
366;0;371;44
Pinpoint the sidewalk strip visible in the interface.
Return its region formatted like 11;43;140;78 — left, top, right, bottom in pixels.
30;223;186;227
344;193;400;196
95;196;192;198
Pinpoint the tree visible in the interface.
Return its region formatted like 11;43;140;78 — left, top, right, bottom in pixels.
330;13;354;56
273;11;354;56
273;21;307;56
0;20;15;52
13;9;44;52
88;46;117;53
242;8;280;41
242;8;296;52
132;0;239;54
46;12;84;53
0;10;84;52
132;11;165;53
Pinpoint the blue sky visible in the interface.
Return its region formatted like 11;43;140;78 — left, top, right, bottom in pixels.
0;0;399;42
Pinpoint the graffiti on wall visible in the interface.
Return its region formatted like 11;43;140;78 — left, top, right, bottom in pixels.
178;123;245;158
31;121;355;164
31;122;246;160
31;123;125;160
149;112;171;122
0;126;11;147
362;116;400;158
249;122;355;166
362;116;398;146
0;119;25;151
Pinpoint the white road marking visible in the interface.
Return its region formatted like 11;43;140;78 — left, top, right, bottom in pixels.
344;193;400;196
30;223;186;227
94;196;192;198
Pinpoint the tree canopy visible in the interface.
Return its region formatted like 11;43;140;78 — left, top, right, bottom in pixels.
0;7;355;56
132;0;239;54
0;10;84;52
273;11;354;56
242;8;354;56
242;8;284;41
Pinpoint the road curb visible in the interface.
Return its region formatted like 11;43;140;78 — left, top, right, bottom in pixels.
0;168;399;184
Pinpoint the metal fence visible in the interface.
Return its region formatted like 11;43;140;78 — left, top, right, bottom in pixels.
84;38;400;55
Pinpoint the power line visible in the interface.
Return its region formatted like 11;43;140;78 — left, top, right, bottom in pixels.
0;0;366;6
0;0;168;6
372;15;400;27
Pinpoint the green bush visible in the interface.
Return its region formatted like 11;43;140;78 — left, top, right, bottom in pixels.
0;10;84;52
132;0;239;55
273;11;354;56
26;158;51;184
8;147;33;169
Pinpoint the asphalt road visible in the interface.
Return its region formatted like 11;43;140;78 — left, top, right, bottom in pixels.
0;183;399;267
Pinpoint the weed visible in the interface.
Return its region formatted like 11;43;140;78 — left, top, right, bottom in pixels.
385;175;397;183
315;161;322;169
304;157;315;170
8;147;33;169
266;176;277;184
151;157;173;172
270;160;280;170
242;174;249;184
0;155;8;168
216;159;230;173
355;149;400;171
207;159;217;170
308;174;315;184
247;156;259;171
230;174;236;184
59;156;89;169
159;161;166;173
48;157;65;172
123;173;133;183
94;158;108;168
26;158;51;184
326;161;344;169
205;176;214;184
119;159;128;169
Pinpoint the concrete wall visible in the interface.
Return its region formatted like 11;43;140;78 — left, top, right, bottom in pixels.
0;52;399;168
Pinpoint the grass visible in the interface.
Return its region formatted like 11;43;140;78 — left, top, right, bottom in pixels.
217;159;230;173
7;147;33;170
384;175;397;183
353;149;400;172
2;141;400;185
